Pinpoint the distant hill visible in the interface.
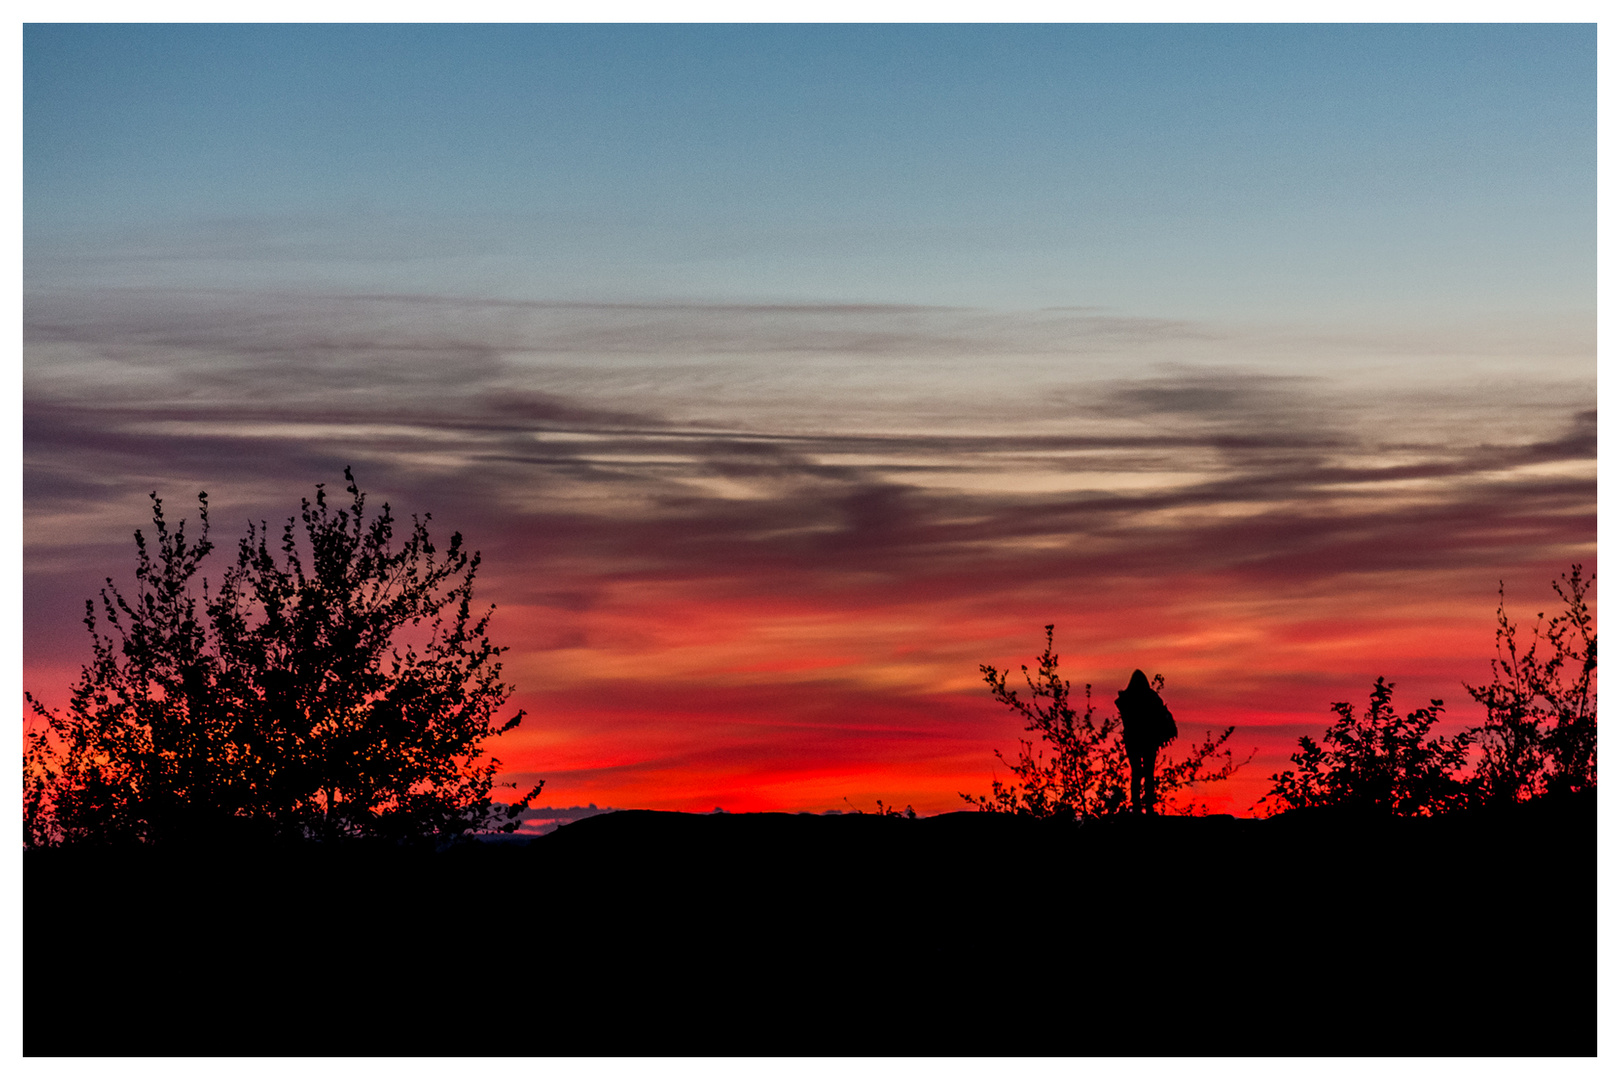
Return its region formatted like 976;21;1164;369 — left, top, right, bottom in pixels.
25;796;1594;1056
493;803;620;838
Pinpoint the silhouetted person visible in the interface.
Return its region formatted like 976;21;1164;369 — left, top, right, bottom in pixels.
1116;669;1177;814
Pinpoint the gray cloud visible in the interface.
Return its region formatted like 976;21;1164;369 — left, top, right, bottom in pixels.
24;285;1221;369
24;285;1595;639
25;389;1593;591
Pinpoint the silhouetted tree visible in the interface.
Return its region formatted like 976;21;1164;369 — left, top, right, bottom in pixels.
24;470;542;848
1263;677;1470;816
1463;565;1596;804
962;625;1247;819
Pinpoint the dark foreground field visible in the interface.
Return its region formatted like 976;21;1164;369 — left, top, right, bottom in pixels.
26;795;1595;1056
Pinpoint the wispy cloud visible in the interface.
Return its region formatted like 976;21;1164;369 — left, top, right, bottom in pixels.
24;285;1595;813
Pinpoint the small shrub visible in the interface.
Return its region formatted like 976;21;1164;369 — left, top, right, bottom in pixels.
1263;677;1470;817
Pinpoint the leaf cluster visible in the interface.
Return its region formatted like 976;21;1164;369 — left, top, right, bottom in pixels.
24;471;542;848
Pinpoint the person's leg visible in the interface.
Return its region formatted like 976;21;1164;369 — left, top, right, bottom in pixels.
1143;750;1158;814
1129;750;1144;813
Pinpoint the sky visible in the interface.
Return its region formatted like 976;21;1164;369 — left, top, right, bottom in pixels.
22;22;1596;818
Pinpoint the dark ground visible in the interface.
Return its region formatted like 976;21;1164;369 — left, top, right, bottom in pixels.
24;793;1596;1056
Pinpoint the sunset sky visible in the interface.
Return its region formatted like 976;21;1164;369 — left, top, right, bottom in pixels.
23;23;1595;818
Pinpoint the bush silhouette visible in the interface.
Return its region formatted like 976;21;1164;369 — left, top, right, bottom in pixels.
1464;565;1596;804
962;625;1246;818
24;470;541;848
1263;566;1598;818
1263;677;1471;816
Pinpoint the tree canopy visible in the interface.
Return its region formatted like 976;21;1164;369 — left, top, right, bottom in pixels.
24;470;542;848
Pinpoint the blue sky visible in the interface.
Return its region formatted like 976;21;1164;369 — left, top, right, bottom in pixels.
26;24;1594;318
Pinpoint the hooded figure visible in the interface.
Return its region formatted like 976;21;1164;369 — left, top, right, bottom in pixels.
1116;669;1177;814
